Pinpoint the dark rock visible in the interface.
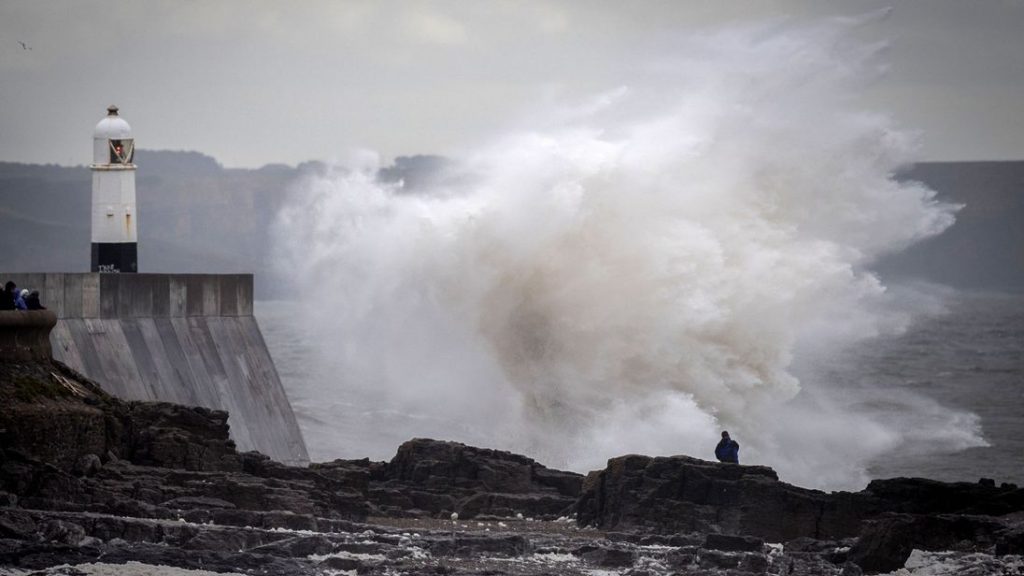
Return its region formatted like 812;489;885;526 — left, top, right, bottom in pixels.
125;402;242;472
0;509;36;540
784;537;854;554
426;533;531;556
848;513;1005;573
88;514;161;544
319;555;365;571
638;533;703;547
705;533;764;552
5;357;1024;576
307;457;374;494
74;454;102;477
261;511;317;531
0;362;117;472
387;438;583;499
864;477;1024;517
163;496;237;510
995;518;1024;555
335;541;391;555
456;490;575;520
784;536;856;564
576;453;862;541
38;519;86;545
211;508;261;527
580;545;635;568
242;534;334;557
577;455;1024;545
699;549;741;569
664;549;698;570
605;531;641;543
370;438;582;519
740;552;771;573
180;529;252;553
840;561;864;576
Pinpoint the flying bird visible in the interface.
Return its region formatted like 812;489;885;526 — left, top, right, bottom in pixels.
17;41;31;50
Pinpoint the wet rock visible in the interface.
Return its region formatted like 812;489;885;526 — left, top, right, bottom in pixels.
0;509;36;540
457;490;575;520
262;510;317;531
318;555;365;571
580;545;635;568
4;360;1023;576
863;477;1024;517
38;519;85;545
577;454;1024;545
840;561;864;576
426;533;531;556
163;496;237;510
576;453;861;541
664;549;699;569
181;529;252;553
638;533;703;547
739;551;771;573
375;438;582;519
705;533;764;552
848;513;1005;574
74;454;102;477
249;534;334;557
995;523;1024;555
699;549;741;569
126;402;241;472
211;508;261;527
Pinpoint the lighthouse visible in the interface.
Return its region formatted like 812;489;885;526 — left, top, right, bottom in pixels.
90;105;137;273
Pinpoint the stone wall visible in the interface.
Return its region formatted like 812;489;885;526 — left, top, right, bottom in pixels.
0;310;57;362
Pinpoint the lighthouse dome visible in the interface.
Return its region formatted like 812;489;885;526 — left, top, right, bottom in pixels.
92;105;135;166
93;105;132;139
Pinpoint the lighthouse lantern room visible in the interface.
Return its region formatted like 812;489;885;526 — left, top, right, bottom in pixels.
90;105;138;273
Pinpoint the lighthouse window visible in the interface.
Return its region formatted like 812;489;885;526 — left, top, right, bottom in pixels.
108;139;134;164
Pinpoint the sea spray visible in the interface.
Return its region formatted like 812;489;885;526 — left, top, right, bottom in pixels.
274;17;983;489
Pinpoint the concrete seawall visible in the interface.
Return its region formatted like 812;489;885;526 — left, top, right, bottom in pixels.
0;273;309;466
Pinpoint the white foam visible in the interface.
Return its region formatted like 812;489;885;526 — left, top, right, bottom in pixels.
274;15;981;489
27;561;249;576
881;549;1024;575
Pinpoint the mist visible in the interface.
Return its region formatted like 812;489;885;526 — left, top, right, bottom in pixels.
272;17;986;489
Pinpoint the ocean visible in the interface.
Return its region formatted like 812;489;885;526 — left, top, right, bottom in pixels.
848;291;1023;486
257;289;1024;489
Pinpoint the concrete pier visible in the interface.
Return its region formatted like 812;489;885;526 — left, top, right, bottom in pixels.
0;273;309;466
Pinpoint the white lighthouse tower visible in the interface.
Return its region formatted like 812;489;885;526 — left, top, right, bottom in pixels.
90;105;137;273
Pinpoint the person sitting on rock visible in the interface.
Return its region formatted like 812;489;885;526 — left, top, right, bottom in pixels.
25;290;45;310
715;431;740;464
15;289;28;310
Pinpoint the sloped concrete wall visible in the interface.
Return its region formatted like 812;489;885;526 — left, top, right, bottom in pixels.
1;273;309;466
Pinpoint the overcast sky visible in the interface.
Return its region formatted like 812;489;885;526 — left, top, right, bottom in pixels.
2;0;1023;168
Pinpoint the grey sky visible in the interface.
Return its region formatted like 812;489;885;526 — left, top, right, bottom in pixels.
1;0;1023;168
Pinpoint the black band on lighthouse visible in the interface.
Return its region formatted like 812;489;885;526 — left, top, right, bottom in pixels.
91;243;138;273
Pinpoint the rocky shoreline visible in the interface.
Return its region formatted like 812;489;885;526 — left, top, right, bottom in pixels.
2;359;1023;575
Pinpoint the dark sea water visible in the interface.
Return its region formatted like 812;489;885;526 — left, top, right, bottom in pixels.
852;292;1024;485
257;290;1024;487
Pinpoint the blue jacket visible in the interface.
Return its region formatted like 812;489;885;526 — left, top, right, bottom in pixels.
715;438;740;464
13;292;27;310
